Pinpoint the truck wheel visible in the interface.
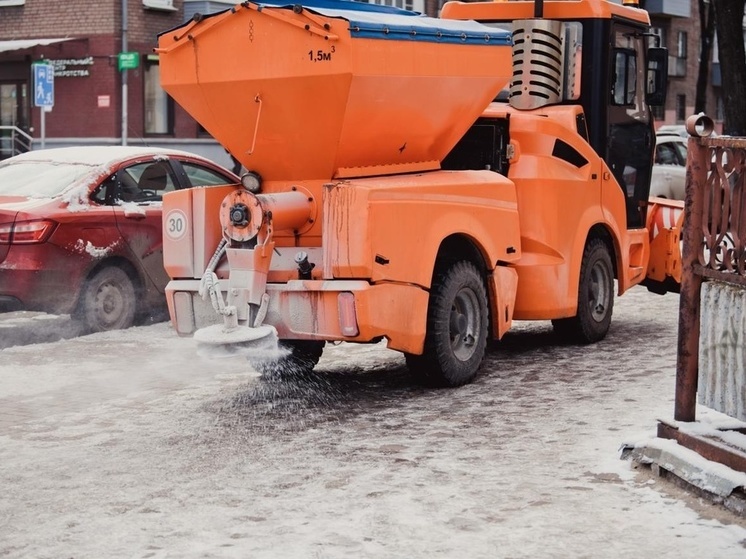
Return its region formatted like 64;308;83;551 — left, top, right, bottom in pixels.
76;266;137;333
251;340;325;380
552;239;614;343
406;260;489;387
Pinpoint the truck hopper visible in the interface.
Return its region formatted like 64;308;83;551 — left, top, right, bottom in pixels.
156;0;513;181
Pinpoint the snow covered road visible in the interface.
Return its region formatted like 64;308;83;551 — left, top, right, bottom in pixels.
1;286;745;558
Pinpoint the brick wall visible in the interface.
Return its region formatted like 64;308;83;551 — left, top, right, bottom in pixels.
652;6;721;129
0;0;203;141
0;0;119;37
34;36;121;138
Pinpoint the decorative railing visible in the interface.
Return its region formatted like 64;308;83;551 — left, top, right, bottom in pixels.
695;137;746;283
676;114;746;422
656;115;746;475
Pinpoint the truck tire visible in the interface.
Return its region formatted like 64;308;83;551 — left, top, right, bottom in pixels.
75;266;137;333
552;239;614;343
406;260;489;387
251;340;325;380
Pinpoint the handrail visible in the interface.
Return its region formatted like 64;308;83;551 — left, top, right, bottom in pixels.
0;125;33;159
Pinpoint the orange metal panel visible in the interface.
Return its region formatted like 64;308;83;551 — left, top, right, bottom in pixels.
162;185;236;279
646;197;684;284
441;0;651;25
322;170;521;287
501;105;613;319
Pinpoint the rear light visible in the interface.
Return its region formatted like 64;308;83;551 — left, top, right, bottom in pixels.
0;220;57;244
337;291;359;337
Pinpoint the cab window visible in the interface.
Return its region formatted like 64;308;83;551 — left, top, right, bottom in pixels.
612;48;637;106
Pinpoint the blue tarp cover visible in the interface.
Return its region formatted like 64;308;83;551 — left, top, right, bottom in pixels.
254;0;511;45
162;0;512;45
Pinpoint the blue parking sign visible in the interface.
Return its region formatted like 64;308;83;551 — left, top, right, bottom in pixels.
33;63;54;108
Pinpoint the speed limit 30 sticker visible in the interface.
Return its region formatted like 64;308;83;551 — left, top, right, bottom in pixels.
164;209;188;241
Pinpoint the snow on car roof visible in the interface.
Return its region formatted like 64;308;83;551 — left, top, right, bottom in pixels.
5;146;201;166
0;146;212;211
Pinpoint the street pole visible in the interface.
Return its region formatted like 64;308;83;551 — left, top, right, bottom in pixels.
121;0;128;146
40;107;45;149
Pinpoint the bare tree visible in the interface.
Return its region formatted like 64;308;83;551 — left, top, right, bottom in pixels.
712;0;746;134
695;0;716;114
425;0;440;16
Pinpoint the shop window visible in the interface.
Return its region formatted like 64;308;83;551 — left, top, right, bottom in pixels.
143;0;176;11
667;30;687;77
676;31;688;59
144;58;173;135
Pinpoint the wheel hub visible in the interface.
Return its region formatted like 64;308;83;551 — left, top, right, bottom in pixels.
589;262;611;322
450;287;481;360
450;312;468;335
96;283;123;323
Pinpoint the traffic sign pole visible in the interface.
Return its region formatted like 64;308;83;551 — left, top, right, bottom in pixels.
33;63;54;149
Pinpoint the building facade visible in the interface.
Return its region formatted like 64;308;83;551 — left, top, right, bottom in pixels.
0;0;430;162
647;0;723;131
0;0;727;164
0;0;239;163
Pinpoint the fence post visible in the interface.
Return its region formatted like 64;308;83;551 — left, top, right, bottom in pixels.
674;136;707;422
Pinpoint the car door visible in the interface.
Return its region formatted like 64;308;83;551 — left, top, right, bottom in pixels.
107;159;180;293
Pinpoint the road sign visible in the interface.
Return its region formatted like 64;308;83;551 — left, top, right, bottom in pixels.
33;63;54;108
118;52;140;71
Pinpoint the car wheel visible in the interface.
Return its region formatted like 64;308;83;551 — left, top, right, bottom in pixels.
406;260;489;387
76;266;137;333
552;239;614;343
250;340;325;380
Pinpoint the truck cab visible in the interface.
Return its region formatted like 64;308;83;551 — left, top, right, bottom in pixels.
439;0;668;323
442;0;668;229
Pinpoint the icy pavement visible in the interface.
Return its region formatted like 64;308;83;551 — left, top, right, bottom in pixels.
0;311;83;349
1;286;745;558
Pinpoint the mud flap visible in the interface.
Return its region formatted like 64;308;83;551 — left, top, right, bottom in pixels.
489;265;518;339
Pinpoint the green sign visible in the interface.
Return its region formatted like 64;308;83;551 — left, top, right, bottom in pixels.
118;52;140;71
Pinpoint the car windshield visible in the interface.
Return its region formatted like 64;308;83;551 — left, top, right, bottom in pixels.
0;161;97;198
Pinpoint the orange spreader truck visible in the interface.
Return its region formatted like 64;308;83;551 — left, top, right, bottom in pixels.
157;0;683;386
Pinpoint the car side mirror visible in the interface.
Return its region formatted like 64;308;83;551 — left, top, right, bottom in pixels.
646;47;668;107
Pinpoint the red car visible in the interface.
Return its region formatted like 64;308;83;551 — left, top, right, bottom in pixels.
0;146;238;332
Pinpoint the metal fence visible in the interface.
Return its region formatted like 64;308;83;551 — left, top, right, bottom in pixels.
663;115;746;473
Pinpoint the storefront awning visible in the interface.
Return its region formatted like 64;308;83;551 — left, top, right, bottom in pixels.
0;38;73;53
